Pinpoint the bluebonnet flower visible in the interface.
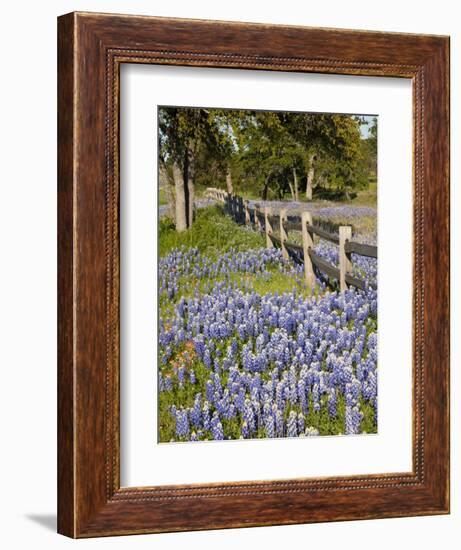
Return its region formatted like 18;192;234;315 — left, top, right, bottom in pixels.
206;380;215;403
312;383;321;412
328;388;337;417
177;366;185;388
216;389;232;419
159;238;378;443
211;420;224;440
287;411;298;438
190;393;202;427
264;411;275;438
158;372;165;392
345;404;361;435
203;347;212;369
297;413;305;434
243;399;256;434
202;401;211;431
275;408;284;437
174;409;189;439
163;375;172;392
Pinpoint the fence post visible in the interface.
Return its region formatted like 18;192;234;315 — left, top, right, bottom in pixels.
280;208;288;260
238;196;244;224
265;206;273;248
339;225;352;292
244;200;250;226
254;204;261;232
301;212;316;288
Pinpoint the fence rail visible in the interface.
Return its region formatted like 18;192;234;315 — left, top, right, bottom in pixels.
205;187;377;292
344;241;377;259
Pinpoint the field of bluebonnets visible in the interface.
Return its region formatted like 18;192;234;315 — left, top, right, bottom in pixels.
158;201;378;443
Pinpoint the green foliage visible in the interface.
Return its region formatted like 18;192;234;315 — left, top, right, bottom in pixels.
312;144;369;197
360;118;378;179
159;107;378;208
231;111;301;199
159;205;265;257
159;107;231;166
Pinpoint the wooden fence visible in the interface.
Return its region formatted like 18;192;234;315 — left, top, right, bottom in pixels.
206;187;377;292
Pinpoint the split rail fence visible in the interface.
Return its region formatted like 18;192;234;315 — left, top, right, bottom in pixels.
206;187;377;292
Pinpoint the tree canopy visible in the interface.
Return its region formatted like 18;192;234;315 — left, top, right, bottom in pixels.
159;106;377;230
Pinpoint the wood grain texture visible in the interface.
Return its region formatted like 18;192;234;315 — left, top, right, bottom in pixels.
57;12;75;538
57;11;450;538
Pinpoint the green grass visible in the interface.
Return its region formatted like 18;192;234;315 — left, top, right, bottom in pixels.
159;204;265;257
235;269;312;298
352;178;377;206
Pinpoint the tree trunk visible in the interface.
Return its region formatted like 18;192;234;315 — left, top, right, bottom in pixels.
262;174;271;200
306;153;315;201
181;148;196;228
287;179;295;201
293;167;299;201
226;169;233;195
305;172;313;201
173;161;187;232
187;155;195;228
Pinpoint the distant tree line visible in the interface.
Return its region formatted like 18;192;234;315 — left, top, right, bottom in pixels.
159;107;377;232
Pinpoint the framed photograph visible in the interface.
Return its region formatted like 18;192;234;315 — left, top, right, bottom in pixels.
58;12;450;537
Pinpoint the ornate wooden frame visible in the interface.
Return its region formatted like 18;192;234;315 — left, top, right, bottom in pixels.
57;12;450;537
